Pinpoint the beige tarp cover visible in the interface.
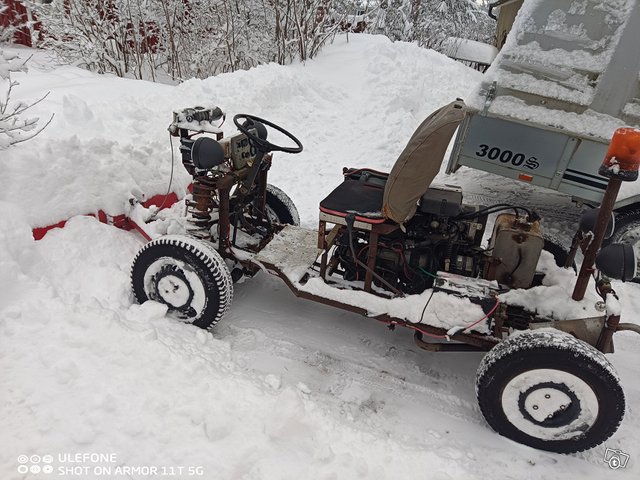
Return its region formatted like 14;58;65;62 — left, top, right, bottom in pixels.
382;100;466;224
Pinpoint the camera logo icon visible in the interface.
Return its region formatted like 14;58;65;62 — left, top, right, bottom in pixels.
604;447;630;469
16;453;55;475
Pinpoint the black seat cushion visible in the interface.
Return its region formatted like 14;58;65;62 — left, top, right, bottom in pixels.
320;178;385;219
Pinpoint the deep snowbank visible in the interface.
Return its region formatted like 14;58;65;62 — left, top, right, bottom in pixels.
4;205;635;480
1;34;639;479
2;35;480;228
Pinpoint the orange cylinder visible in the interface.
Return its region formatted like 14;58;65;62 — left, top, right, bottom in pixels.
599;127;640;181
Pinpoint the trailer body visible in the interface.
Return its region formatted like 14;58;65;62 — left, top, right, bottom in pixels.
447;0;640;208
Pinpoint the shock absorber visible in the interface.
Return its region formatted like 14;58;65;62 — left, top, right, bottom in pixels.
186;174;218;239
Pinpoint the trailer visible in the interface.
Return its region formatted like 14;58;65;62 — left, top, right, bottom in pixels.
446;0;640;244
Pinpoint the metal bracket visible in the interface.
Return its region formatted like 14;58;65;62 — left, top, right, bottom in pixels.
481;81;497;116
530;316;607;350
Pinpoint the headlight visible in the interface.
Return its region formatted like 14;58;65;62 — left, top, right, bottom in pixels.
596;243;638;281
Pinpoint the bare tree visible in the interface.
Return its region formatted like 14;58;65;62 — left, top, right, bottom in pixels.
0;50;52;149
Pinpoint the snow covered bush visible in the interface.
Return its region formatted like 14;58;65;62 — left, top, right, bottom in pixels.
0;50;50;149
31;0;349;81
369;0;494;49
28;0;152;78
270;0;347;64
28;0;492;81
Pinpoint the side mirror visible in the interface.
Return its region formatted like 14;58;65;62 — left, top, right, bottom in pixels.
596;243;637;281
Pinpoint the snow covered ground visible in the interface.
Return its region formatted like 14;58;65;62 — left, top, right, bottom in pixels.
1;34;639;479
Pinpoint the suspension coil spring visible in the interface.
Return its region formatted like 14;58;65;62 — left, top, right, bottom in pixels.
186;174;218;239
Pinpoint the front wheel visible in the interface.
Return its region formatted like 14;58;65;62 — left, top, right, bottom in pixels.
476;330;625;453
131;235;233;330
610;209;640;245
542;234;576;272
265;184;300;226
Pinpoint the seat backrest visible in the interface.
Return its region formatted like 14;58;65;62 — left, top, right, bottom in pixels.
382;100;466;224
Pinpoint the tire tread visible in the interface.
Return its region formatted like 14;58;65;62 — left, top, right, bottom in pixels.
265;184;300;226
131;235;233;330
476;330;625;453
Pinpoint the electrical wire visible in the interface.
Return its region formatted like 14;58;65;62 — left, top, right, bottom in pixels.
418;266;439;279
414;296;501;340
460;298;501;333
150;133;176;217
510;248;523;275
419;289;436;323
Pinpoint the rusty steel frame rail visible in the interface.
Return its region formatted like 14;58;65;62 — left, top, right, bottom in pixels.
123;212;635;353
413;332;487;352
258;260;501;351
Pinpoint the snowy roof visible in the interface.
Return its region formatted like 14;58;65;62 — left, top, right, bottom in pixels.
441;37;499;66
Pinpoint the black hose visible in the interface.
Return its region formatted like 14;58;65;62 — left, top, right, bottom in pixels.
456;204;537;221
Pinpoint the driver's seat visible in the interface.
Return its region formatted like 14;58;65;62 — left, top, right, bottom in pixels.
319;100;466;226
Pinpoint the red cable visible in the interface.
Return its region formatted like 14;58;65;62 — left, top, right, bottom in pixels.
404;324;447;339
459;298;501;333
406;297;501;340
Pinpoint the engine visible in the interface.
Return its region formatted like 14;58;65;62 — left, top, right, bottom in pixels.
333;186;489;294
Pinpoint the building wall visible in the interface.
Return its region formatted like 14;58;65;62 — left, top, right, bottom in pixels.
496;0;524;49
0;0;33;46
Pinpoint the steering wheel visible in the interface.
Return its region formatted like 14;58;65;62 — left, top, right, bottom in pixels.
233;114;303;154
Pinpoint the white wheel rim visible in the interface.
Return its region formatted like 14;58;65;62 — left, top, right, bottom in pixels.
501;369;599;441
143;258;206;318
156;275;191;308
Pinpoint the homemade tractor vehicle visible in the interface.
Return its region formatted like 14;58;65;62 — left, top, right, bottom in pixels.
127;102;640;454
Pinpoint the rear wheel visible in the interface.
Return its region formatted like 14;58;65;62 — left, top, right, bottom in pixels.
265;184;299;226
610;209;640;245
542;234;575;271
476;330;625;453
131;235;233;330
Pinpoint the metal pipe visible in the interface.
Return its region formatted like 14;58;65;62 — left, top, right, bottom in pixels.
617;323;640;335
564;231;581;269
597;313;620;353
414;332;484;352
572;178;622;300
